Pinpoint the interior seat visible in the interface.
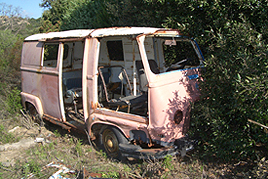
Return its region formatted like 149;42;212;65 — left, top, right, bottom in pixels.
98;66;144;113
98;60;159;113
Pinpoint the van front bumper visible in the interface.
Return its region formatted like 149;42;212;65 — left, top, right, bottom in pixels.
119;137;194;160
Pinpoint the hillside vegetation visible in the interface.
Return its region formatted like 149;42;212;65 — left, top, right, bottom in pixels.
0;0;267;178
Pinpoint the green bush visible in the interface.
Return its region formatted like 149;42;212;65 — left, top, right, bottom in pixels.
190;19;268;161
6;87;22;114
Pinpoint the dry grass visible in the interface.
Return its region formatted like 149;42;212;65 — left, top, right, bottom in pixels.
0;115;267;179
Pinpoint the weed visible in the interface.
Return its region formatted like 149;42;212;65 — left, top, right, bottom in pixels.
48;142;54;150
200;165;204;173
0;124;18;144
0;163;2;179
96;150;107;159
22;159;41;178
53;129;61;137
75;139;83;157
139;158;163;178
102;171;119;178
68;136;74;145
163;155;174;170
87;147;93;153
123;165;131;173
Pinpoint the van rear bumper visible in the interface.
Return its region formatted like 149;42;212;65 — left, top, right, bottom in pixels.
119;137;194;159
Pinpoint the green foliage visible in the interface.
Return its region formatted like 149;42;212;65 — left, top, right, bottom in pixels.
163;155;174;170
39;19;61;33
22;159;41;178
0;30;18;71
96;149;107;159
8;37;24;71
0;124;18;144
61;0;111;30
75;139;83;157
190;19;268;161
127;0;268;161
0;4;41;118
39;0;70;32
41;0;167;31
105;0;164;27
53;129;61;137
6;87;22;114
102;171;120;178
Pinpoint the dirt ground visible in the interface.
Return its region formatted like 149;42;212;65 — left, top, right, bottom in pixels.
0;125;54;165
0;116;266;178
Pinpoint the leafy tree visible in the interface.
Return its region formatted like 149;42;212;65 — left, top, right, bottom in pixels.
149;0;268;161
0;3;41;117
105;0;165;27
41;0;168;30
61;0;111;30
191;19;268;161
38;0;268;161
39;0;70;32
0;30;18;71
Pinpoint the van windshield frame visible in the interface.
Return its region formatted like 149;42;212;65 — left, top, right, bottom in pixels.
144;35;204;74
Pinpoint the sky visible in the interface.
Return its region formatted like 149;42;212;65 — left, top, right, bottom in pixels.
0;0;44;19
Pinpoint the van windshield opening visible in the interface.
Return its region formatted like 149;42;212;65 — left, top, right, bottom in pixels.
144;36;202;74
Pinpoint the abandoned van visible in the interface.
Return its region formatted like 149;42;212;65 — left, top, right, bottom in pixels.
20;27;204;160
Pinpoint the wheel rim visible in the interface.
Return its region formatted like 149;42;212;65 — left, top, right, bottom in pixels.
102;129;119;157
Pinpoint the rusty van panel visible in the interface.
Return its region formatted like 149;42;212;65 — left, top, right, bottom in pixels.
90;108;148;138
147;68;201;143
137;34;203;144
21;41;43;67
21;41;62;120
83;38;100;121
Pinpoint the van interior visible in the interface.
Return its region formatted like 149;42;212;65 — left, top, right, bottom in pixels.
42;36;201;122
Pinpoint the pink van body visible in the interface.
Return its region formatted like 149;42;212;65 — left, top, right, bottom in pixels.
21;27;204;159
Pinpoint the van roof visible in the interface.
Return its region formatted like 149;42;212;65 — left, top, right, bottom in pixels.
24;27;175;41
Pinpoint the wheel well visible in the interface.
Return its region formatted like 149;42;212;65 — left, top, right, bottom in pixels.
91;123;128;141
25;102;44;126
25;102;35;111
25;102;40;117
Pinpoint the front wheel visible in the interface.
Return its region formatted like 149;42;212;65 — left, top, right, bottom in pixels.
101;126;128;160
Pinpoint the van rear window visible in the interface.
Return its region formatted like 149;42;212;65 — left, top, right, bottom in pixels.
43;44;59;68
107;40;124;61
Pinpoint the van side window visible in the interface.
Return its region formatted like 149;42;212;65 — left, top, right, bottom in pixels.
43;44;59;67
107;40;124;61
163;40;200;68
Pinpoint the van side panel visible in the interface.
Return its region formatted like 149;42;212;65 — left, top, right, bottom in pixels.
21;41;62;120
21;41;43;109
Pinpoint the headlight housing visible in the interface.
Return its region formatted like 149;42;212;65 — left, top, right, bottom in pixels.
174;110;183;124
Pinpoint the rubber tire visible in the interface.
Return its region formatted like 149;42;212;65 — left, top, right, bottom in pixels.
27;104;44;127
101;126;128;160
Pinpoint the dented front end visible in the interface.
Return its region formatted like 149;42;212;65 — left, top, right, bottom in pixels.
88;30;204;159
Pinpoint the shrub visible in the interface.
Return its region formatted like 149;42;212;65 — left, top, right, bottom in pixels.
190;19;268;161
6;87;22;114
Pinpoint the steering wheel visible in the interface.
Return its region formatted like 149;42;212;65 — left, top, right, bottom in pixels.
166;58;189;72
